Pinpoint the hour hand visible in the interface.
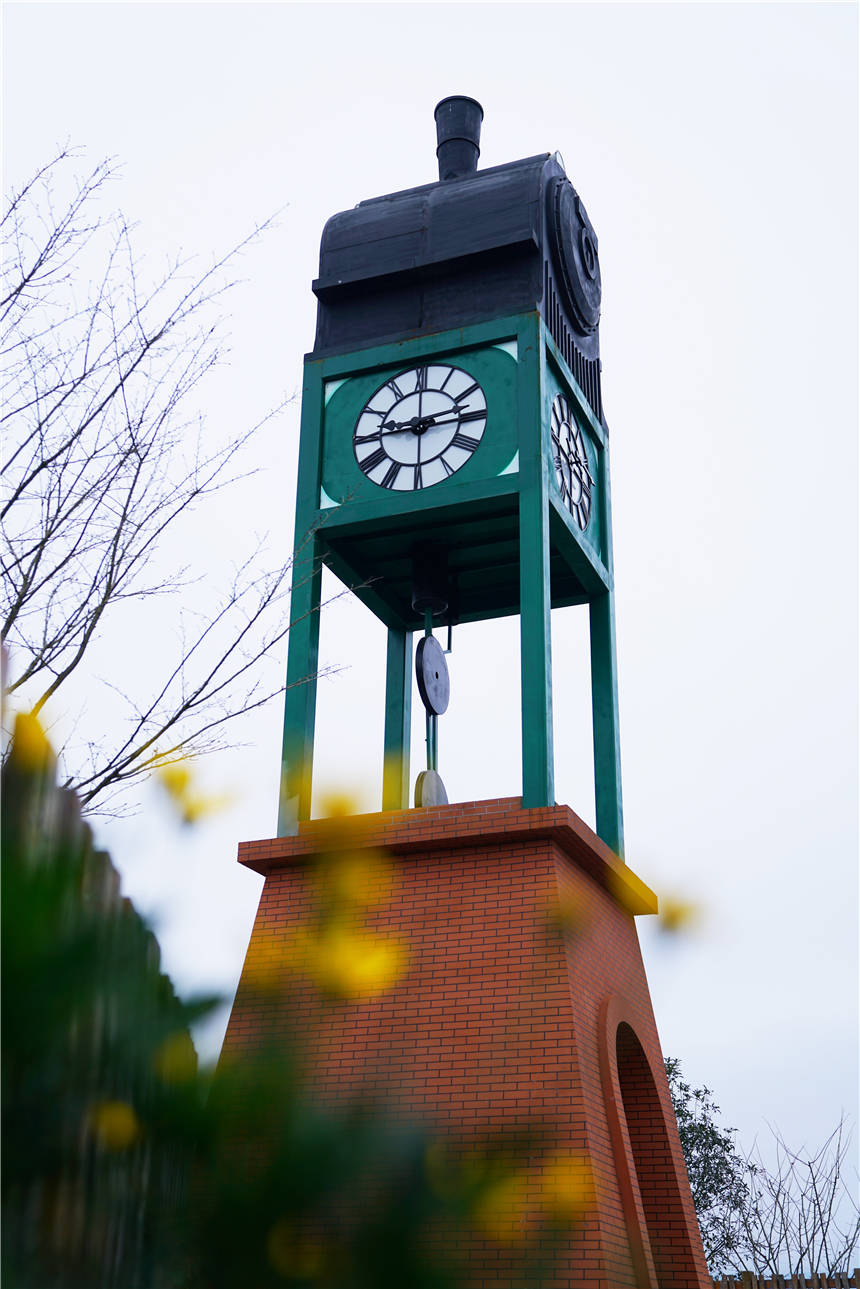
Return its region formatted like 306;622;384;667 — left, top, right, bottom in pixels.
380;417;419;433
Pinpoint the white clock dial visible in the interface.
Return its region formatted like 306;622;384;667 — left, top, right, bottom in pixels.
354;364;487;491
550;393;594;530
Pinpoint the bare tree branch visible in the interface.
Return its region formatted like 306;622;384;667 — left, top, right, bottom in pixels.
731;1116;860;1278
1;150;325;813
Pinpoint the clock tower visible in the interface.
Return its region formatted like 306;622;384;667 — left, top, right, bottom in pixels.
278;95;620;841
223;100;711;1288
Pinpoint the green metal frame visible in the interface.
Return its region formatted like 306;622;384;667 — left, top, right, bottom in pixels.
382;627;411;811
277;311;624;856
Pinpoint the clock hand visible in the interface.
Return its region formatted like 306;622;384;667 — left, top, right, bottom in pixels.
559;445;594;485
380;418;423;433
413;409;486;431
378;407;484;435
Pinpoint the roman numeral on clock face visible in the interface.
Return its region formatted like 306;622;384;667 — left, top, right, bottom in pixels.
360;446;387;473
454;381;480;404
451;432;480;451
381;461;401;489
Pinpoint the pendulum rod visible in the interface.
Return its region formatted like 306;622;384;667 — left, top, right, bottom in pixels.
424;610;438;772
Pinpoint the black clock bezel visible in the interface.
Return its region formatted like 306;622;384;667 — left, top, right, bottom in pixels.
547;177;602;336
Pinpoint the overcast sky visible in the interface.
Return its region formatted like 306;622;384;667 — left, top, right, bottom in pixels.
5;1;858;1165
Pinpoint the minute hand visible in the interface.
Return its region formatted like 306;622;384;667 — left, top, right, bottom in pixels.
421;409;486;430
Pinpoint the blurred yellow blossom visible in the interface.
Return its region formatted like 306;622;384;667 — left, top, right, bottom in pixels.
306;925;408;999
537;1150;594;1222
471;1150;594;1242
542;886;590;940
11;711;53;772
657;894;702;935
87;1100;141;1151
153;1032;197;1083
244;924;408;1000
155;755;232;826
319;790;359;819
471;1170;531;1243
317;850;397;909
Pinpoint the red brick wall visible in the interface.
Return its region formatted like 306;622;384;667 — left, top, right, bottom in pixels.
223;799;710;1288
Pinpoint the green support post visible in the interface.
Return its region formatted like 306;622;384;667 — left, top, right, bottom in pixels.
588;414;624;857
382;627;412;810
277;536;322;835
277;362;325;836
589;591;624;856
518;316;554;809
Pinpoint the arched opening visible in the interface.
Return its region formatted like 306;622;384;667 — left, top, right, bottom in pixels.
616;1022;700;1287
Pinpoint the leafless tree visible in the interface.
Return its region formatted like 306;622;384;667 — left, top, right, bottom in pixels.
731;1116;860;1278
2;149;326;811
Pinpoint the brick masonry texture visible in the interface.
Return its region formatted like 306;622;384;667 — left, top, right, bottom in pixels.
223;798;710;1288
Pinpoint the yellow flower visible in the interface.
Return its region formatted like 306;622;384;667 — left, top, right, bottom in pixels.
243;920;408;1000
153;1032;197;1083
472;1171;531;1244
537;1151;594;1222
542;887;590;940
11;711;53;772
658;895;702;935
319;790;359;819
157;759;192;798
266;1219;326;1279
317;850;397;909
155;755;231;825
309;926;408;999
87;1100;141;1150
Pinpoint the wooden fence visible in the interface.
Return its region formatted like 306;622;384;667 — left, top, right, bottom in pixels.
713;1274;859;1288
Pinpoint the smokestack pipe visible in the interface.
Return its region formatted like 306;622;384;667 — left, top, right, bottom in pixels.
434;95;483;181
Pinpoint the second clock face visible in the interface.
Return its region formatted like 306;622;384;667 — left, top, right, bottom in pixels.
551;393;594;530
353;364;487;491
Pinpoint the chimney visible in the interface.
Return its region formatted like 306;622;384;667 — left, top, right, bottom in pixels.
434;95;483;181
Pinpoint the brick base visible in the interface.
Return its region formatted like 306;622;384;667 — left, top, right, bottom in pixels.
223;798;710;1288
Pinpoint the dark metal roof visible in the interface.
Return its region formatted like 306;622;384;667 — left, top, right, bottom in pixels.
313;154;551;298
310;147;606;429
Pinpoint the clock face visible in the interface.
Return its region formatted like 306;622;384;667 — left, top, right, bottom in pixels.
551;394;594;530
353;364;487;491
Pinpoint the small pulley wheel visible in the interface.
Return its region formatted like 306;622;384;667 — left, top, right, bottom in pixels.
416;635;450;716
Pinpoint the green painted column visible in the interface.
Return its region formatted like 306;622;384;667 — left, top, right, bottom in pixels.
277;535;322;835
589;590;624;856
518;315;554;808
589;414;624;857
277;362;325;836
382;627;412;810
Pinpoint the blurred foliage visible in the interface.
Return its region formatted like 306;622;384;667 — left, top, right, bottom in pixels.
2;714;216;1288
2;719;588;1289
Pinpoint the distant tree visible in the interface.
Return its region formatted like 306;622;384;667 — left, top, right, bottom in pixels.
1;150;325;811
733;1117;860;1280
665;1056;749;1275
667;1057;860;1280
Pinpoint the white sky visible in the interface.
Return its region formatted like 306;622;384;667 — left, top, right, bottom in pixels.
5;1;858;1164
